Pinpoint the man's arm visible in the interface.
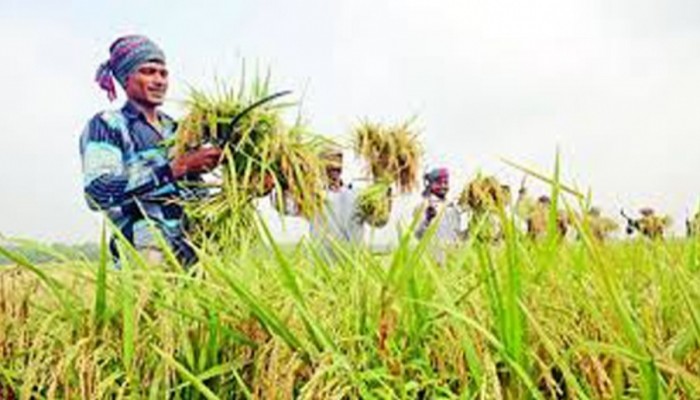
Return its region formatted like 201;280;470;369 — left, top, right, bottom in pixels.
80;116;175;210
414;201;435;239
80;115;221;210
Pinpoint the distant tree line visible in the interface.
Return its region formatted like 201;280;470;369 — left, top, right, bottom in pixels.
0;242;100;265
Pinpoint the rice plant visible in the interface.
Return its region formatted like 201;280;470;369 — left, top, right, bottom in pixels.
1;199;699;398
353;120;422;193
173;73;330;249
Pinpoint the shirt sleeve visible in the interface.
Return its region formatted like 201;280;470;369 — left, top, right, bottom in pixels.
79;114;175;210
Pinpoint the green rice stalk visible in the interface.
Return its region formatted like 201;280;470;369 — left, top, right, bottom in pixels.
173;75;327;249
459;174;511;213
355;182;392;228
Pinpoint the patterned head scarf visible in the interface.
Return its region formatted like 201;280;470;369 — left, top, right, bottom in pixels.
422;167;449;196
424;167;449;184
95;35;166;101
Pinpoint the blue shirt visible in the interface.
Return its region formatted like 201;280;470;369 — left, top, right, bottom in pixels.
79;101;195;264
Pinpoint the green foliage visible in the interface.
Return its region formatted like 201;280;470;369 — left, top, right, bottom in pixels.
0;240;99;265
1;222;700;398
173;72;330;250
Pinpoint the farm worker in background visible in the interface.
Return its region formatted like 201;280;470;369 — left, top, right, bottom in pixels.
516;190;548;240
687;210;700;238
415;168;463;262
515;185;536;235
585;207;619;241
556;205;571;239
625;208;671;239
517;194;569;240
79;35;222;267
274;148;392;255
309;149;366;247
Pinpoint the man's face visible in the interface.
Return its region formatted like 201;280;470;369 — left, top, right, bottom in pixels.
326;165;343;189
430;176;449;199
125;61;169;107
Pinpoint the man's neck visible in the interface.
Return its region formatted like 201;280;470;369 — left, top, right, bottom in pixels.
129;99;160;127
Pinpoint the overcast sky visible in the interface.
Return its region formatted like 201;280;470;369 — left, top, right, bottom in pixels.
1;0;699;243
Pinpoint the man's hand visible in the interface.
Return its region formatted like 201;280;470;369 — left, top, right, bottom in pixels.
170;147;222;179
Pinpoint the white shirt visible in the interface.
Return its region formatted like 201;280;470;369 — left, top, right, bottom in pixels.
415;194;462;244
310;184;365;246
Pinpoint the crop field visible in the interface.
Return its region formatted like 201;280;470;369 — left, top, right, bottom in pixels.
2;75;698;399
1;218;699;399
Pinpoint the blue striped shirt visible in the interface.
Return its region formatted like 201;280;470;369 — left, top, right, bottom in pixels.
79;101;195;264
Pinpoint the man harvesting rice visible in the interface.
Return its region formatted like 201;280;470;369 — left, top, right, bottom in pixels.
624;208;671;239
585;206;618;241
415;168;463;261
515;186;537;235
309;149;367;246
516;189;551;240
80;35;222;266
275;148;392;254
517;193;568;240
687;210;700;238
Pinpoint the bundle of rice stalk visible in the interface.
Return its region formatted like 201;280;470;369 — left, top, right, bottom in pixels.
172;73;288;158
458;175;511;213
638;214;672;238
183;161;261;250
353;121;421;192
257;125;329;219
356;182;392;228
182;124;329;249
173;74;329;249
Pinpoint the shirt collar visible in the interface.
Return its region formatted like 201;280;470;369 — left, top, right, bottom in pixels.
121;100;143;121
121;100;176;135
121;100;174;125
